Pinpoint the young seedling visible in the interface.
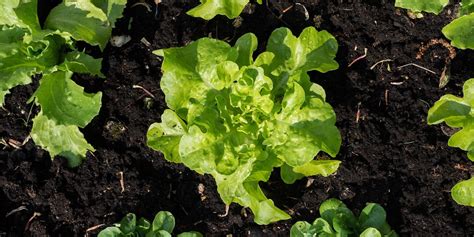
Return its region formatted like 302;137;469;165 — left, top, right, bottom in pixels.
98;211;202;237
290;198;398;237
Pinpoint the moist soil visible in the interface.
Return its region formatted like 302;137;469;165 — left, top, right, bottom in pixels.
1;0;474;236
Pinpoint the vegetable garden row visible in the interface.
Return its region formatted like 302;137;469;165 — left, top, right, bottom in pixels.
1;0;473;236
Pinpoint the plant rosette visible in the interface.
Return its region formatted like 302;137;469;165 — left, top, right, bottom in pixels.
290;198;398;237
99;211;202;237
147;26;342;224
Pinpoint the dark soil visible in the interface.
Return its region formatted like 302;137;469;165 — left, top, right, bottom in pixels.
2;0;474;236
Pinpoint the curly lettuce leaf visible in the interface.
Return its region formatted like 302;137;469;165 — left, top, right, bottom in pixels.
442;13;474;50
44;1;111;50
0;0;25;27
255;27;339;101
59;51;105;77
31;113;95;167
394;0;449;14
187;0;262;20
148;27;341;224
33;70;102;127
31;71;101;167
153;38;238;115
0;35;63;105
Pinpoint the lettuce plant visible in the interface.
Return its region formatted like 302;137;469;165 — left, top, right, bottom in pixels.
290;199;398;237
0;0;125;167
187;0;262;20
147;26;342;224
395;0;474;49
98;211;202;237
427;79;474;206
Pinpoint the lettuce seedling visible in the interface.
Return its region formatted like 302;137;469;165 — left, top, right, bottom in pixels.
98;211;202;237
147;26;342;224
187;0;262;20
427;79;474;206
0;0;125;167
290;198;398;237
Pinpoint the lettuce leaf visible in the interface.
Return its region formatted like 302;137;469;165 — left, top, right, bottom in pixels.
442;13;474;50
461;0;474;16
148;27;341;224
31;113;95;167
394;0;449;14
187;0;262;20
452;177;474;206
91;0;127;27
31;71;101;167
428;79;474;161
44;0;111;50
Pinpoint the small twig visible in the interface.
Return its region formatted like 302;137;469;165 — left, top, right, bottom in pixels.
21;136;31;146
385;89;389;106
397;63;436;75
132;85;156;99
140;37;152;48
355;102;361;123
117;171;125;193
0;138;7;149
265;3;291;27
390;81;405;85
7;139;22;149
370;59;393;70
5;206;28;218
84;224;105;237
281;5;293;14
218;205;230;217
24;212;41;232
24;103;35;127
348;48;368;67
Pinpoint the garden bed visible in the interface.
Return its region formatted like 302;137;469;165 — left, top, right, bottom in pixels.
1;0;474;236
